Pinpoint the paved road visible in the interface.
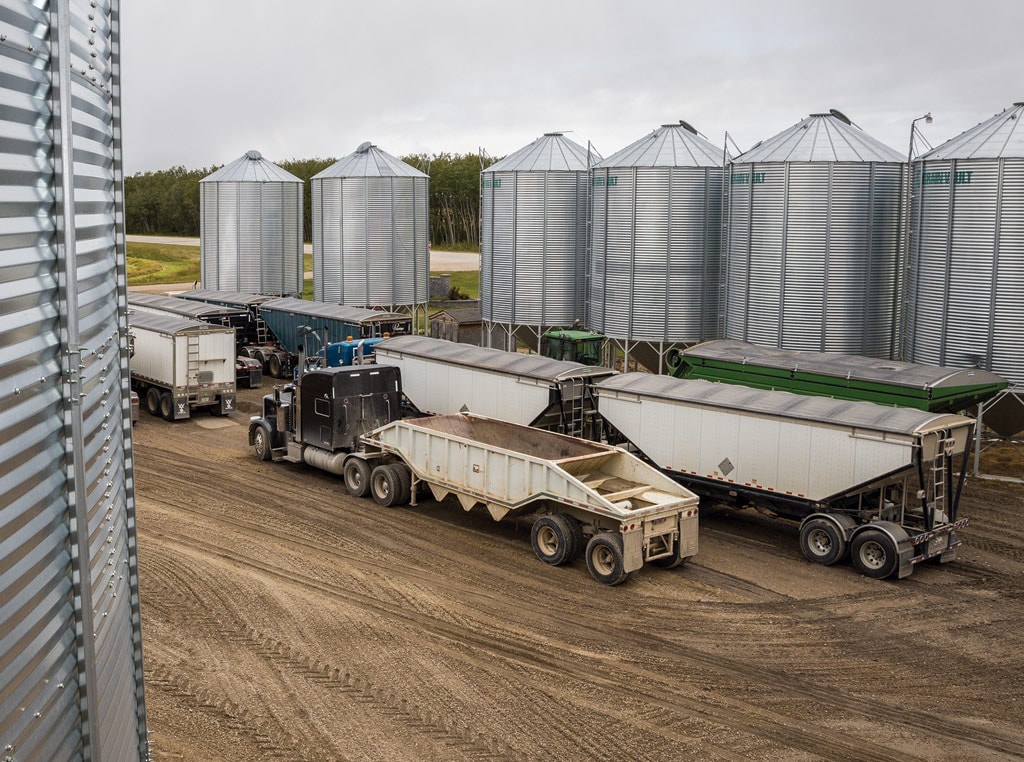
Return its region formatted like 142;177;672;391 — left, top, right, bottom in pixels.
126;234;480;271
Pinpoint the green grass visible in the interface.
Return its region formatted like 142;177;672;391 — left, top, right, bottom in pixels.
126;241;201;284
126;240;480;300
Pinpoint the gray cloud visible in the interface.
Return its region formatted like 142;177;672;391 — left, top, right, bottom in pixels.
120;0;1023;173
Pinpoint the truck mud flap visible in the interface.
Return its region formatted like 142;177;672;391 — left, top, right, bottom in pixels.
173;397;191;420
220;394;237;415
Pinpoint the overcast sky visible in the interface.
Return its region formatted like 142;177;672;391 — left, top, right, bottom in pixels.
119;0;1023;175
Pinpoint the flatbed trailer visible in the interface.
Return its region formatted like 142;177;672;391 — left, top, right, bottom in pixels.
595;373;975;579
669;339;1007;413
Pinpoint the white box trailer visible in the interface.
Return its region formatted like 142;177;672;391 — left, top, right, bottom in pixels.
595;373;975;580
374;335;616;438
130;311;237;420
355;413;699;585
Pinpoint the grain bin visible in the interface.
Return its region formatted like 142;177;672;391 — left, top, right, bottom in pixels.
0;1;148;759
311;142;429;324
724;111;905;358
200;150;304;296
905;103;1024;385
588;122;726;373
481;133;598;351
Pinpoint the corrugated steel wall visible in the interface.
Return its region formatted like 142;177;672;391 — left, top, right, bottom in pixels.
905;158;1024;383
312;176;429;308
724;161;903;357
588;166;724;343
0;1;147;759
200;181;303;296
480;170;589;327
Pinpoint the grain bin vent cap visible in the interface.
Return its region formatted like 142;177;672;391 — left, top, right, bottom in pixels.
734;112;903;163
201;151;301;183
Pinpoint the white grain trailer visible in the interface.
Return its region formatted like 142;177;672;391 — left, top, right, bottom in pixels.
130;311;237;420
374;335;616;438
595;373;975;580
352;413;699;584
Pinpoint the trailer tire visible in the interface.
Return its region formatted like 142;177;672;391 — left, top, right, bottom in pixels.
252;426;272;462
650;540;688;569
531;515;577;566
585;533;628;585
799;518;847;566
370;464;405;507
159;391;174;421
562;514;585;562
344;458;372;498
851;529;899;579
392;464;412;505
145;388;161;416
268;354;282;378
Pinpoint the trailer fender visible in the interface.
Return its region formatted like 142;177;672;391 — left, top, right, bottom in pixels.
850;521;915;579
799;512;857;566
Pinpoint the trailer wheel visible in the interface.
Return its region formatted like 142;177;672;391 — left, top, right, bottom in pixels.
531;515;577;566
391;464;412;505
252;426;272;462
145;388;161;416
561;514;585;562
268;354;282;378
159;392;174;421
344;458;372;498
799;518;847;566
585;533;628;585
650;540;687;569
370;464;405;507
851;530;898;579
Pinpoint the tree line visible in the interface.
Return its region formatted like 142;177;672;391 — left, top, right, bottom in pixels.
124;152;499;250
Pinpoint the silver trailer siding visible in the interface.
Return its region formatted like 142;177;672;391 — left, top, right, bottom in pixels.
596;373;974;579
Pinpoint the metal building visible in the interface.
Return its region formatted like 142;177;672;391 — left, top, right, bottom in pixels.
724;111;905;358
481;133;599;351
588;122;727;373
905;102;1024;385
311;142;429;325
200;150;304;296
1;1;148;759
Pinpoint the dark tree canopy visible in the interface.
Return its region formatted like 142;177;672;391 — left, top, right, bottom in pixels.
124;151;500;250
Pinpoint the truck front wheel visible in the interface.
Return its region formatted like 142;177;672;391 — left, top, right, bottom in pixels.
252;427;272;461
799;518;847;566
344;458;372;497
851;530;899;579
370;464;405;508
585;533;628;585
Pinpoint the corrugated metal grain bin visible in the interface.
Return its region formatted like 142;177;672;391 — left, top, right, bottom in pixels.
0;1;147;759
905;102;1024;385
311;142;429;316
200;150;304;296
481;133;598;350
588;122;727;372
724;111;905;358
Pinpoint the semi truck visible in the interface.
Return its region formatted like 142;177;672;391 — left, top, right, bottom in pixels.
594;373;975;580
129;311;237;420
374;335;616;438
248;363;700;585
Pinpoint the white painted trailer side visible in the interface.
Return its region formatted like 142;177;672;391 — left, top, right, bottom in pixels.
596;374;971;502
377;349;552;424
130;325;235;389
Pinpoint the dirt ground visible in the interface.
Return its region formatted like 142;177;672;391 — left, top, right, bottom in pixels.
133;386;1024;761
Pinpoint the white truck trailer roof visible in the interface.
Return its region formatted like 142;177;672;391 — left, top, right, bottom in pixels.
597;373;970;436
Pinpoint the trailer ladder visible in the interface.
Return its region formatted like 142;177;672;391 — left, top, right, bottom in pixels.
255;315;270;345
564;378;586;438
931;436;954;522
187;335;201;385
